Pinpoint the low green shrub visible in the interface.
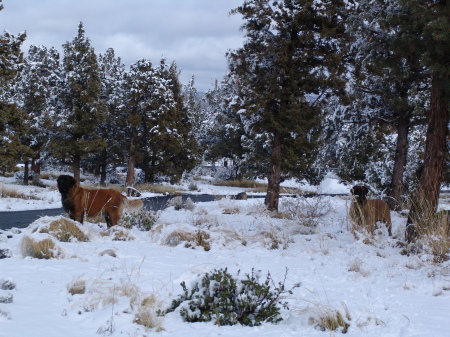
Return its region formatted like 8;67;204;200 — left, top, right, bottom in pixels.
166;268;296;326
120;208;158;231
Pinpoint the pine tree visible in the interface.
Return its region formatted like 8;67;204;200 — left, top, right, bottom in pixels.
120;59;168;186
0;2;28;174
13;45;61;183
151;62;199;183
199;75;246;179
51;22;105;181
324;0;430;208
95;48;125;185
403;0;450;240
228;0;354;211
134;60;199;184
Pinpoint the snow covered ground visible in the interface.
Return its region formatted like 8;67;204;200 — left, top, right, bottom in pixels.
1;173;450;337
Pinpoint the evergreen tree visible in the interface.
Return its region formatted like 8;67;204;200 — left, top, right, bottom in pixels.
323;0;430;208
199;75;246;179
95;48;125;185
0;2;28;173
149;62;199;183
120;59;170;186
51;22;105;181
13;45;61;183
228;0;354;211
403;0;450;240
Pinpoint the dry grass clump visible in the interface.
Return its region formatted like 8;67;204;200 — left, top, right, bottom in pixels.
164;229;211;251
222;207;241;215
304;302;351;334
136;183;183;194
100;227;135;241
67;277;87;295
0;185;42;200
213;179;266;189
21;236;62;259
133;294;164;332
405;192;450;262
40;218;88;242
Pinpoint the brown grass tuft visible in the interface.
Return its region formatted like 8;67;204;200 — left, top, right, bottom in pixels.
67;277;86;295
21;236;62;259
0;185;42;200
134;294;165;331
164;229;211;251
306;302;351;334
135;183;184;194
40;218;89;242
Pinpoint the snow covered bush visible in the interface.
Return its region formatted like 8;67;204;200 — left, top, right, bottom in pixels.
166;268;295;326
279;195;331;231
168;196;195;211
120;208;158;231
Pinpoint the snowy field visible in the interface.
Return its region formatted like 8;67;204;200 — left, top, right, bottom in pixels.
1;173;450;337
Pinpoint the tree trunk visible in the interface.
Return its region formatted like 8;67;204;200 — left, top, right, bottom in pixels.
125;136;136;191
388;119;409;210
73;155;81;182
406;72;449;241
31;153;41;175
100;148;107;186
265;133;283;212
24;160;29;185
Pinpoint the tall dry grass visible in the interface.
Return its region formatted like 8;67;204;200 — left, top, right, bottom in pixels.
405;188;450;262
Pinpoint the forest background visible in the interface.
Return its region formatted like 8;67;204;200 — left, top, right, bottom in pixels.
1;0;449;241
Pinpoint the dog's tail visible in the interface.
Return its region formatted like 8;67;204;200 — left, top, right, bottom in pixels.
122;198;144;214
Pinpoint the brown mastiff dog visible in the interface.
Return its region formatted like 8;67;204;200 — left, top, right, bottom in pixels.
57;175;143;227
349;185;392;236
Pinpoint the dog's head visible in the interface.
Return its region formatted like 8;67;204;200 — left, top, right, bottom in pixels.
57;175;77;195
351;185;369;204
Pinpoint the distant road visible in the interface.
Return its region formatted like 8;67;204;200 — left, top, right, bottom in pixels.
0;194;219;230
0;193;346;231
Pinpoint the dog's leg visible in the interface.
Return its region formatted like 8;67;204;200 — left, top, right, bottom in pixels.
104;212;112;228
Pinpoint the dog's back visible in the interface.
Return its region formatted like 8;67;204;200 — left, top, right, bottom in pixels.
83;188;125;217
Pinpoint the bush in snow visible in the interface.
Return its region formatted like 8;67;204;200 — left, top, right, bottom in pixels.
168;196;195;211
166;268;295;326
120;208;158;231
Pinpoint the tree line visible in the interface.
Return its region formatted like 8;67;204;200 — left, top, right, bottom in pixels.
195;0;449;241
0;19;199;186
1;0;449;241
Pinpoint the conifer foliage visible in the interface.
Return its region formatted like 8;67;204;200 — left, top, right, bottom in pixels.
0;1;27;173
228;0;354;211
51;22;106;181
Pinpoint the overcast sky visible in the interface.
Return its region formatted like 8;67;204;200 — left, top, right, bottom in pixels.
1;0;245;92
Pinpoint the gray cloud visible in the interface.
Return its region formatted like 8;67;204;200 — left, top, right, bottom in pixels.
1;0;245;91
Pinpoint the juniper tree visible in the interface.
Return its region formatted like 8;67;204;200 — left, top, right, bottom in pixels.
228;0;355;211
51;22;106;181
95;48;125;185
0;2;28;173
130;61;199;184
199;75;246;179
13;45;61;183
120;59;183;186
325;0;430;208
146;62;198;183
402;0;450;240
